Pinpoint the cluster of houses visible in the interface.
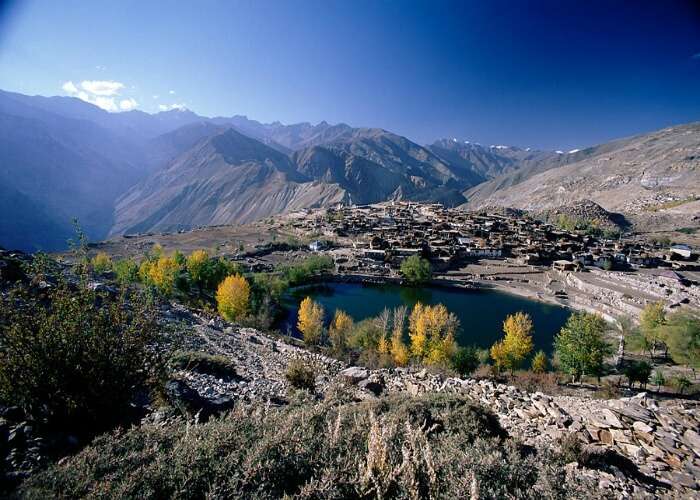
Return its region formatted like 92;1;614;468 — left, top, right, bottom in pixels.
291;202;699;275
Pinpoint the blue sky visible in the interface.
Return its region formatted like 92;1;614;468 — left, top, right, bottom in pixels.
0;0;699;150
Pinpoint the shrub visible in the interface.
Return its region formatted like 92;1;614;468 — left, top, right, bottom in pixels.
297;296;324;345
285;359;316;391
169;351;237;379
400;255;432;285
0;284;158;433
451;346;480;376
623;361;652;389
20;393;595;498
531;350;548;374
671;376;691;395
280;255;334;286
90;251;112;274
216;275;250;322
113;258;139;284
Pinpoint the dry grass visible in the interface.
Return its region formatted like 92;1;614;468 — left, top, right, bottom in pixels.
19;393;597;499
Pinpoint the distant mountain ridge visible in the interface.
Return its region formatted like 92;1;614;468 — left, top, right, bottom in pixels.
1;88;698;250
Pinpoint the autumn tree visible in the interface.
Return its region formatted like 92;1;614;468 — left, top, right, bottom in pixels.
554;312;612;383
531;350;548;374
408;302;458;366
490;312;534;374
140;256;182;296
186;249;209;288
329;309;353;354
216;275;251;322
298;296;325;345
390;305;410;366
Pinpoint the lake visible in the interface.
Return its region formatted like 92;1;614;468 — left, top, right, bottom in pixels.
279;282;571;354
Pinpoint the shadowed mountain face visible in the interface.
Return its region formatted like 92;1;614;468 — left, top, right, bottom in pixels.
1;89;698;250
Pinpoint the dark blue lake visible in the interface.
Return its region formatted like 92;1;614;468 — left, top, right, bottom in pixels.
279;282;571;354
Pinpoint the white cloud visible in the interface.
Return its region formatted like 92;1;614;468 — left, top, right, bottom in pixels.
93;96;118;112
158;103;187;111
168;90;176;95
95;65;107;71
62;81;78;94
152;94;159;99
119;98;139;111
80;80;124;96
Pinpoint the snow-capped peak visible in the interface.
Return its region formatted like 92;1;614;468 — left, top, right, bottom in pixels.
568;148;580;154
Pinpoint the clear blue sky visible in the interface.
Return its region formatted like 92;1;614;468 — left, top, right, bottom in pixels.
1;0;699;150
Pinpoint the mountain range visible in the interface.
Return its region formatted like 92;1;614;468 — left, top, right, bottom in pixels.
1;89;698;251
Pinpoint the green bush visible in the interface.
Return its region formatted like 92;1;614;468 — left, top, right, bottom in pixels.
20;393;594;498
280;255;334;286
451;345;480;376
0;284;159;433
285;359;316;391
113;258;139;284
400;255;432;285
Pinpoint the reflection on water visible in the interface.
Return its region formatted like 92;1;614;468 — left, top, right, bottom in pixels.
279;282;571;354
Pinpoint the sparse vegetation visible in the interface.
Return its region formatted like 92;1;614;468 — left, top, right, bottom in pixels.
19;393;593;499
285;359;316;391
169;351;237;379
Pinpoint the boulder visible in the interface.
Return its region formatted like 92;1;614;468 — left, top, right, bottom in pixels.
339;367;369;384
165;379;234;422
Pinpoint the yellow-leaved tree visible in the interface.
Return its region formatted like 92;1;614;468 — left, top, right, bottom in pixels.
391;305;410;366
408;302;459;366
186;249;209;287
490;311;534;374
329;309;353;353
216;274;250;322
298;296;325;345
141;256;181;296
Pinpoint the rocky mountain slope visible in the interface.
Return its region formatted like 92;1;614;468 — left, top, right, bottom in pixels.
110;128;347;234
464;123;700;218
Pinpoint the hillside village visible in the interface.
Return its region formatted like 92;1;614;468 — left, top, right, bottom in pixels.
289;201;698;274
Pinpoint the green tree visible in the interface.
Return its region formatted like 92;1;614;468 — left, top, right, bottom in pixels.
554;312;612;383
660;310;700;373
652;370;666;392
113;258;139;285
451;346;480;376
329;309;354;354
400;255;432;285
639;302;667;359
623;361;652;389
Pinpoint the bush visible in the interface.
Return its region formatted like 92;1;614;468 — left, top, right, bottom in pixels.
90;251;112;274
285;359;316;391
169;351;237;379
0;284;159;433
451;346;480;376
113;258;139;284
623;361;652;389
280;255;334;286
400;254;432;285
140;256;182;296
20;393;595;498
531;350;548;374
216;275;250;322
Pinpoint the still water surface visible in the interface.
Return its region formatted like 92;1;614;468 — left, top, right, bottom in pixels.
279;282;571;354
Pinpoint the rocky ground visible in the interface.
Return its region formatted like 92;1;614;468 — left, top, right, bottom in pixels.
151;305;699;498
